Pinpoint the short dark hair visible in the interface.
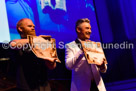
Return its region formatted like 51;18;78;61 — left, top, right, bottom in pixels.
75;18;90;32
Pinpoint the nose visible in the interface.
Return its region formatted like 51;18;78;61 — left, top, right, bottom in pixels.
88;30;91;34
89;31;91;34
89;28;91;32
32;26;35;30
89;29;92;34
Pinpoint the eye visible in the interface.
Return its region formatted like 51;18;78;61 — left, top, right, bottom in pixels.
85;27;90;29
27;25;35;28
28;25;32;27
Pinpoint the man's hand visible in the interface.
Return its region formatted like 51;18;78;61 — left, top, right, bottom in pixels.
43;57;57;62
43;57;61;63
96;58;106;71
44;58;57;70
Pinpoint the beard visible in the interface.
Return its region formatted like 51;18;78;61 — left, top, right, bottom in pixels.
22;30;36;38
27;31;36;36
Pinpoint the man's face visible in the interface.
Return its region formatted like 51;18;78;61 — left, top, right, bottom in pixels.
77;22;91;40
19;19;36;38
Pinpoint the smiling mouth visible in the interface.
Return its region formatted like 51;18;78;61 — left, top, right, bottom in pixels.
86;32;91;34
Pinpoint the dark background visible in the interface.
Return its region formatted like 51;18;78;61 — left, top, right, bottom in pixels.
0;0;136;90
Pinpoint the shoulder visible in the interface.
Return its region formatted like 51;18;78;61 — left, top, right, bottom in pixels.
66;41;78;48
66;41;76;45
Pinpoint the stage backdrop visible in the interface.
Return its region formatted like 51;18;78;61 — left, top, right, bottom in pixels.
1;0;100;47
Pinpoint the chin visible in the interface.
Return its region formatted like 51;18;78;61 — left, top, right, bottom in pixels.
86;37;90;40
29;33;36;36
85;36;90;39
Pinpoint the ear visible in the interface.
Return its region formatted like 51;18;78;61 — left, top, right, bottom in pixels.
18;27;23;33
76;27;81;33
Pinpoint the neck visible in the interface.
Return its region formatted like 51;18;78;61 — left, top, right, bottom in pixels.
20;34;27;39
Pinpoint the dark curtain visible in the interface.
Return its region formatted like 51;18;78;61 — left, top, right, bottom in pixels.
94;0;136;83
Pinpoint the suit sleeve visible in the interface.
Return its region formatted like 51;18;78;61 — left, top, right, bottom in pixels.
65;44;84;70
